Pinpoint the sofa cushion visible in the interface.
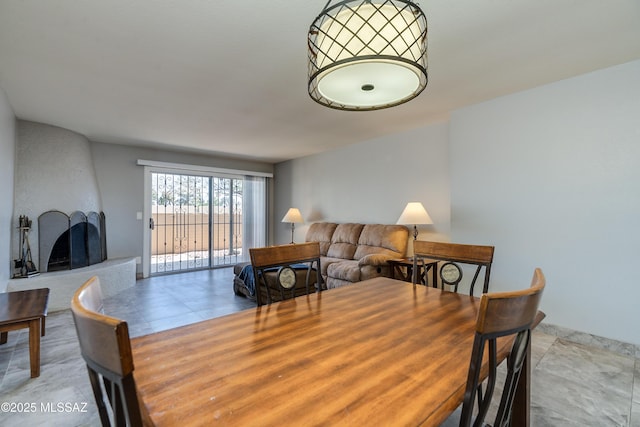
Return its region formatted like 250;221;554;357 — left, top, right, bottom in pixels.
326;223;364;260
318;256;343;277
354;224;409;260
306;222;338;256
326;276;354;289
360;264;390;281
327;260;361;283
358;253;394;267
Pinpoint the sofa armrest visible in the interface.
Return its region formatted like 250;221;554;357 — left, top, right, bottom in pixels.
358;254;395;267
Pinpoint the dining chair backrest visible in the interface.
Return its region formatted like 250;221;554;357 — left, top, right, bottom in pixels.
71;276;149;426
413;240;495;294
249;242;322;306
459;268;546;427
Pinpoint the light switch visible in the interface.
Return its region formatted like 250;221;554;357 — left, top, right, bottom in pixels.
136;212;142;220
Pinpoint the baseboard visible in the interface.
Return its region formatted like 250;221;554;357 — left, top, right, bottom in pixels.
538;322;639;359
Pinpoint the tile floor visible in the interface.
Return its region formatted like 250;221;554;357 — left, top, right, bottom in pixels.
0;267;638;426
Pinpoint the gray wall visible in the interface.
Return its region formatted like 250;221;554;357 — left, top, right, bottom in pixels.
0;87;15;287
274;60;640;346
90;142;274;275
450;59;640;345
274;121;451;249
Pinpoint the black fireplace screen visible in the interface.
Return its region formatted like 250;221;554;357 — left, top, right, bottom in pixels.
38;210;107;273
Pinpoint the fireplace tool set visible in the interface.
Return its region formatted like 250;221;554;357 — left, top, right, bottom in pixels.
14;215;39;278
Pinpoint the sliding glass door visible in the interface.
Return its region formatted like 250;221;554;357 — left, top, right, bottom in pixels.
149;171;266;275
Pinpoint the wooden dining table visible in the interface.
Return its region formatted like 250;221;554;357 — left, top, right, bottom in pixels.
131;277;533;426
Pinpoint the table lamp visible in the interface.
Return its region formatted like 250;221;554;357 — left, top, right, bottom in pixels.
281;208;304;243
396;202;433;240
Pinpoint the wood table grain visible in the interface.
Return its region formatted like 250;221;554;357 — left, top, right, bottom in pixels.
132;277;520;426
0;288;49;378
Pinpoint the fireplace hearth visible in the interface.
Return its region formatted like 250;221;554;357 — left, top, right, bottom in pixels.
38;210;107;273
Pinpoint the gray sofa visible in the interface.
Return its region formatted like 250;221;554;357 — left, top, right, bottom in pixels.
305;222;409;289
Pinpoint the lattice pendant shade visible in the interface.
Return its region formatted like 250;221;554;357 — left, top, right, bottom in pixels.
308;0;428;111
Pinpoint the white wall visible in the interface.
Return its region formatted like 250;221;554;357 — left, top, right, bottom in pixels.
274;121;451;250
0;87;15;286
274;60;640;346
450;60;640;345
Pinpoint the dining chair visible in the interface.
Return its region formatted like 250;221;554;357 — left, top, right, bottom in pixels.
71;276;151;426
412;240;495;295
458;268;546;427
249;242;323;306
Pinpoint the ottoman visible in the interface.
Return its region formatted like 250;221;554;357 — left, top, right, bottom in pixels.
232;262;322;303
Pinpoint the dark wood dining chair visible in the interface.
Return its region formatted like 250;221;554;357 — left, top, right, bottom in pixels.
249;242;323;306
71;276;151;426
412;240;495;294
459;268;546;427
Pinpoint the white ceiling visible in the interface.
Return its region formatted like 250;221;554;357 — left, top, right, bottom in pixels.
1;1;639;163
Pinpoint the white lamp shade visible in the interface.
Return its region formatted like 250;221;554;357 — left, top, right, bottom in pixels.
281;208;304;224
396;202;433;225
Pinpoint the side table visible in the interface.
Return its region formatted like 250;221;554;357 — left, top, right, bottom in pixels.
388;258;439;287
0;288;50;378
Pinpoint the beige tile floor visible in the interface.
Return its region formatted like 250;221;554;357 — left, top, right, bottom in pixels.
0;267;638;426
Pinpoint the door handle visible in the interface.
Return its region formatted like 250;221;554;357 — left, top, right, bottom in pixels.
149;218;155;230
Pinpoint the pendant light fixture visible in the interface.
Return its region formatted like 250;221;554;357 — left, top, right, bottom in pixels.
308;0;428;111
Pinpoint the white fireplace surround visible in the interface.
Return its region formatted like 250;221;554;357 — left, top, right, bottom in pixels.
6;257;136;312
5;122;136;309
13;121;102;268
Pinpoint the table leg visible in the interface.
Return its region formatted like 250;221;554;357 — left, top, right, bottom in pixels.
512;337;532;426
0;332;7;345
28;318;41;378
391;265;399;280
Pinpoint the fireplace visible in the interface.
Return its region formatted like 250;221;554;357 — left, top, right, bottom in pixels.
38;210;107;273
